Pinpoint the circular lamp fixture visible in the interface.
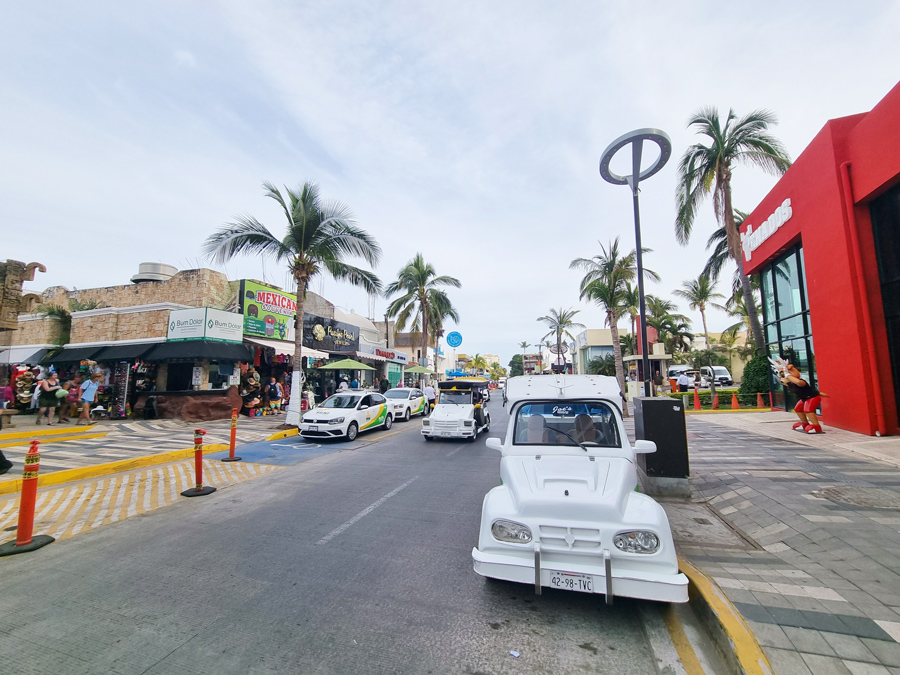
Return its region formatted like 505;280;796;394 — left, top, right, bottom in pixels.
599;128;672;187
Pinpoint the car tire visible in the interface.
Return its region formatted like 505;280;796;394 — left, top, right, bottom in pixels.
467;434;476;443
346;422;358;441
424;435;434;442
485;414;490;432
403;408;410;422
384;414;393;430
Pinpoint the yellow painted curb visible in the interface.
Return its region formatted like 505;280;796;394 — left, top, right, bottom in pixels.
0;443;230;496
0;424;98;440
679;557;773;675
0;432;107;448
686;408;772;414
266;427;299;441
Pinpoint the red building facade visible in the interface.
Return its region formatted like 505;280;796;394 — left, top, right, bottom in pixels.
740;81;900;435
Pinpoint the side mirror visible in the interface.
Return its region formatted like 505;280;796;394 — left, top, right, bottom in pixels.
359;405;369;410
486;437;503;452
633;440;656;454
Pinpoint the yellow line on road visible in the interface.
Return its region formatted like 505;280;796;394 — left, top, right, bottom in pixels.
663;606;704;675
0;424;98;440
0;432;107;448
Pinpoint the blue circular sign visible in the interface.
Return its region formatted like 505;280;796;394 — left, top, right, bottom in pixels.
446;331;462;348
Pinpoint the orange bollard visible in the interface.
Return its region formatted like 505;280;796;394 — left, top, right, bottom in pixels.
731;393;739;409
0;441;55;557
693;388;701;410
181;429;216;497
769;392;774;408
712;394;719;410
222;408;242;463
756;392;765;408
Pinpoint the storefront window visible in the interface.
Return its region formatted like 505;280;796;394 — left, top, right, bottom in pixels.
760;243;816;411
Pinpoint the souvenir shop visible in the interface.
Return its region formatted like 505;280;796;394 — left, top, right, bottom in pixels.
739;80;900;436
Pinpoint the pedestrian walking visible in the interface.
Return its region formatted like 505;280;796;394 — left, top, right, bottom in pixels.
379;376;390;394
424;383;436;415
75;372;103;425
652;370;664;396
676;371;690;393
36;371;62;425
266;376;283;414
59;377;81;422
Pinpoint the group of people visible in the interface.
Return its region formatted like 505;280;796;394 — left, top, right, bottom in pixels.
239;368;288;414
0;369;105;427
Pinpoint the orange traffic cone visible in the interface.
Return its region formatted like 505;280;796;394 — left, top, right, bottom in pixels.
731;393;739;409
712;394;720;410
693;388;701;410
756;392;765;408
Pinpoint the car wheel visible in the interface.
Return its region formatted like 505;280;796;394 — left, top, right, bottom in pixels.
485;414;490;432
384;414;393;430
467;434;476;443
424;435;434;442
346;422;358;441
403;408;410;422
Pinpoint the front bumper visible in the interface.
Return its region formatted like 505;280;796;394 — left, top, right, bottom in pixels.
300;424;347;438
471;546;688;604
422;427;475;438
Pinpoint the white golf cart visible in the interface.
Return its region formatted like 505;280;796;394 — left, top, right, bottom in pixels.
472;374;688;604
421;378;491;442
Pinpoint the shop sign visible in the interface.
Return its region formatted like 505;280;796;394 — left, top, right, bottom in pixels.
191;366;203;386
741;198;793;262
358;344;409;364
240;280;297;341
167;308;243;343
303;314;359;352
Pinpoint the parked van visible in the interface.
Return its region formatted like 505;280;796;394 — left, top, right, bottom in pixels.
667;365;691;380
700;366;733;386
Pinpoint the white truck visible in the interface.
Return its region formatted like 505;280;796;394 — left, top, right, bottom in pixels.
421;378;491;442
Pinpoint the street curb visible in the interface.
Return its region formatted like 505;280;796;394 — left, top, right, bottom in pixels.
0;432;107;449
266;428;299;441
0;444;230;496
0;424;99;440
679;557;773;675
686;409;772;414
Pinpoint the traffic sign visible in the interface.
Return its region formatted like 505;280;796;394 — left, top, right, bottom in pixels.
447;332;462;348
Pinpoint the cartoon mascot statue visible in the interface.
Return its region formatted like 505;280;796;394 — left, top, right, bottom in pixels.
771;357;824;434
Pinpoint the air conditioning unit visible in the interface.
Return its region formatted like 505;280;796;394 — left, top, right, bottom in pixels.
131;263;177;283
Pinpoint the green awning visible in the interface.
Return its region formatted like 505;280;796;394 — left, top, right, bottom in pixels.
314;358;375;371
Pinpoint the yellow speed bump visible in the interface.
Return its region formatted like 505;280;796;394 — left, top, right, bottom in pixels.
679;557;773;675
0;424;98;440
0;432;106;449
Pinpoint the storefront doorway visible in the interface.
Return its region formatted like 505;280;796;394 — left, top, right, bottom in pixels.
167;363;194;391
760;244;817;411
870;182;900;422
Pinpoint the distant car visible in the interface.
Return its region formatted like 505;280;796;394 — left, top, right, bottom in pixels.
700;366;733;386
473;374;688;604
422;378;491;442
300;391;392;441
384;387;427;421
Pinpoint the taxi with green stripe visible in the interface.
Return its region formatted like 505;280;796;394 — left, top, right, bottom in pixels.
300;391;393;441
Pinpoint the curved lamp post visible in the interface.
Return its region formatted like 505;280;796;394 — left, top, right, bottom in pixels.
600;128;672;399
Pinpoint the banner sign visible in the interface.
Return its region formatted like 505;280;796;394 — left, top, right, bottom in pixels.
302;314;359;353
167;308;243;343
358;343;409;364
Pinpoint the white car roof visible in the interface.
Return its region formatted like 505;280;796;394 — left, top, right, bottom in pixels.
505;374;620;406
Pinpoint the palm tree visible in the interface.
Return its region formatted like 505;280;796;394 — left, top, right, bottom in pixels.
537;308;584;374
571;239;657;415
469;354;488;377
384;253;461;386
426;291;460;378
204;181;382;426
622;283;641;342
674;275;726;396
675;107;791;351
518;341;530;374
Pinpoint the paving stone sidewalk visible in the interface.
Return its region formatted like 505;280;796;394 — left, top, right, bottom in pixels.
675;414;900;674
0;415;289;479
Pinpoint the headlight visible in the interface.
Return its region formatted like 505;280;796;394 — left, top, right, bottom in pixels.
491;519;532;544
422;419;431;426
614;531;660;554
328;417;345;425
463;420;474;427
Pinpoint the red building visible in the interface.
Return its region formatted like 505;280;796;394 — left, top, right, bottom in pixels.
740;81;900;436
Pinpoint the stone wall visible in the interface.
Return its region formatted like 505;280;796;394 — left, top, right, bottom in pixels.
0;260;46;331
69;309;172;343
11;316;64;346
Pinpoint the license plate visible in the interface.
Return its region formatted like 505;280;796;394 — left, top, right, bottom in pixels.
548;571;593;593
309;425;318;432
440;431;450;437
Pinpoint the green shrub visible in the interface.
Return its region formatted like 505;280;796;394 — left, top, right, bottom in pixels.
739;353;770;396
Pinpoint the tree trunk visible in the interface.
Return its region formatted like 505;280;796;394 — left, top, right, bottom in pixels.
738;262;765;354
284;278;307;427
419;301;429;389
701;308;717;397
610;310;628;418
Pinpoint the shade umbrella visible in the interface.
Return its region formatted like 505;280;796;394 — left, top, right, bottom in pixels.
404;364;438;374
314;358;375;371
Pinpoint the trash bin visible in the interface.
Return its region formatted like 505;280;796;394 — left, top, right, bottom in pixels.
633;397;690;497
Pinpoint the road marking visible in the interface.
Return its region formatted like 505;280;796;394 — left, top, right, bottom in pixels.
663;605;705;675
317;476;420;545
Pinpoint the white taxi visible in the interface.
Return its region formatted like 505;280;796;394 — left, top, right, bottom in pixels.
383;387;427;422
472;374;688;604
300;391;393;441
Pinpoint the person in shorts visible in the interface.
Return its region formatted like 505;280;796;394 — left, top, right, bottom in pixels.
266;376;283;413
780;362;823;434
76;372;103;426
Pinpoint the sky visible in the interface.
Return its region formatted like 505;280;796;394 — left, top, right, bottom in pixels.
3;1;899;367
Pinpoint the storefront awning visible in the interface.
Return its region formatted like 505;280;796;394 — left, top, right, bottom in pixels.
0;346;50;366
93;342;162;362
40;346;104;365
351;350;390;363
243;337;329;360
144;341;254;362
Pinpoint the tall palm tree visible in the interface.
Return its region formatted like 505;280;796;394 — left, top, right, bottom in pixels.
385;253;461;386
571;239;656;414
537;308;584;374
469;354;488;377
204;181;382;426
675;107;791;352
426;291;460;377
674;275;725;396
518;341;530;374
622;283;641;342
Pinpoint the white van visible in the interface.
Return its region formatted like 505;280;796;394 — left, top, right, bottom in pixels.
666;365;691;380
701;366;733;386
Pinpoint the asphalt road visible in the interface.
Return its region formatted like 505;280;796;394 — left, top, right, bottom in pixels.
0;398;676;674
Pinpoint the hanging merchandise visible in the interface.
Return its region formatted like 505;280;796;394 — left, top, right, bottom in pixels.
110;362;131;419
14;369;36;408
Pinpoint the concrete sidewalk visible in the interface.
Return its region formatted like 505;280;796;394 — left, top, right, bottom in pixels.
679;412;900;674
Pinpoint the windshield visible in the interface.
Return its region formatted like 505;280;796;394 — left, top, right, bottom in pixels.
439;390;472;405
513;402;620;448
713;367;730;376
384;390;410;399
321;395;361;409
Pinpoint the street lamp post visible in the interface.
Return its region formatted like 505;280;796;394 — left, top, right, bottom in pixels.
599;128;672;401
